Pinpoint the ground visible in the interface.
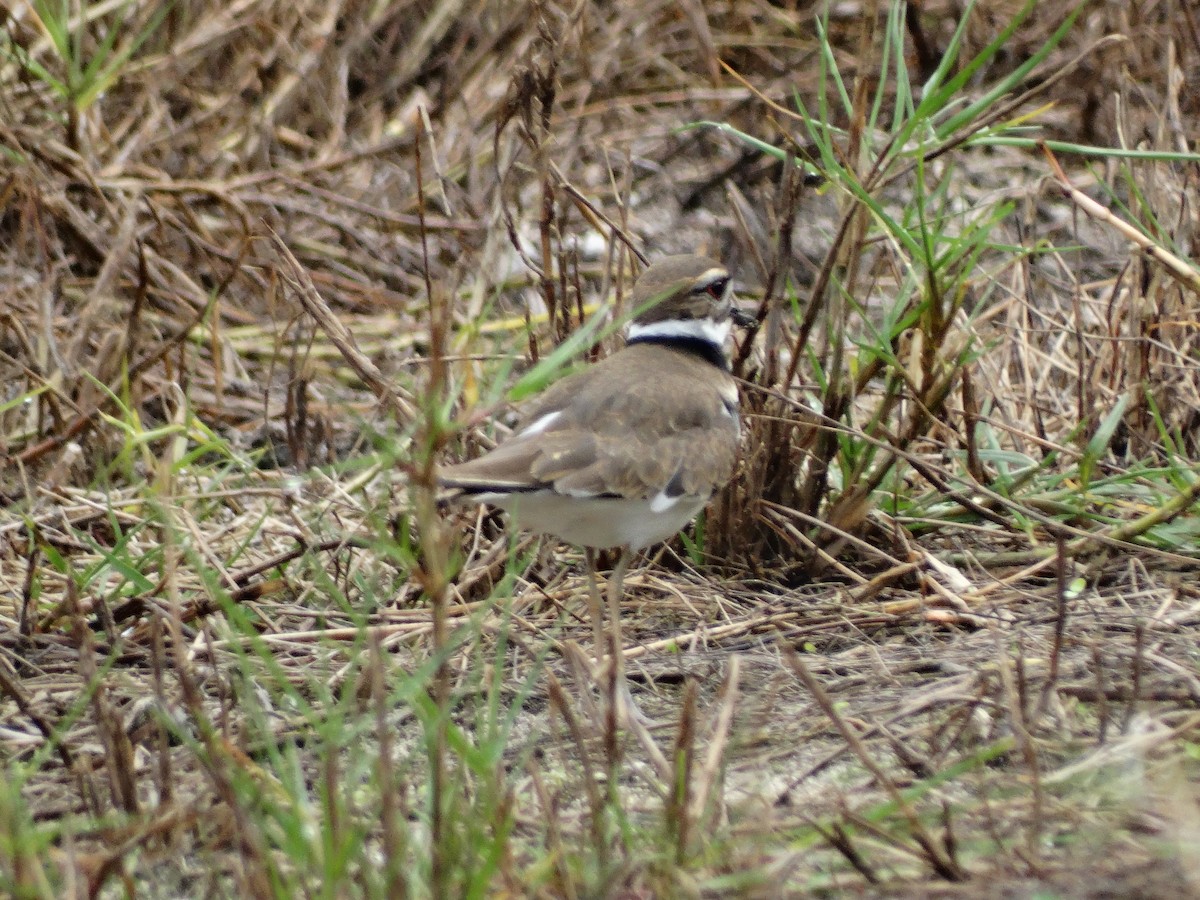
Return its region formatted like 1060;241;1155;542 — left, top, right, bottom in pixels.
1;0;1199;896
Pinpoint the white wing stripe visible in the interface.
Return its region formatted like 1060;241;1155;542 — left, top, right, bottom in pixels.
518;411;562;437
649;489;681;513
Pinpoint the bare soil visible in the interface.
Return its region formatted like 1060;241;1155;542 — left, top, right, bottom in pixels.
2;0;1199;896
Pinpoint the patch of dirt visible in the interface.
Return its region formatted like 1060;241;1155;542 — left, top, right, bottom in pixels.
2;0;1199;895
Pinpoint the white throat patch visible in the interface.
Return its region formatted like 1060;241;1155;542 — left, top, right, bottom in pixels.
626;316;731;347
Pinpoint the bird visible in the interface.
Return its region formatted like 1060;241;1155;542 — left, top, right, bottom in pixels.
438;254;741;666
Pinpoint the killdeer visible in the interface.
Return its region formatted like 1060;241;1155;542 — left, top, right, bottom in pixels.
439;254;741;657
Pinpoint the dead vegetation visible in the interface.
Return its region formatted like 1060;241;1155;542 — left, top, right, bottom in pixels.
2;0;1200;896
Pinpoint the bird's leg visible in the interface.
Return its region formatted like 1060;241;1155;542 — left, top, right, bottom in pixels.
606;547;633;677
584;547;605;653
605;547;655;727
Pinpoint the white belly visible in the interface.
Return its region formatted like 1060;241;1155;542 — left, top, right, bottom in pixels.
487;491;709;551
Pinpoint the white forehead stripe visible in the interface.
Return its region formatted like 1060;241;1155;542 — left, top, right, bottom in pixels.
627;317;731;346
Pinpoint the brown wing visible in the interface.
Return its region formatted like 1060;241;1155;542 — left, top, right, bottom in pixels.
438;343;738;500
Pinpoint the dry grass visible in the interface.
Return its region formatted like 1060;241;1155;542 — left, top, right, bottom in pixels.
2;0;1200;896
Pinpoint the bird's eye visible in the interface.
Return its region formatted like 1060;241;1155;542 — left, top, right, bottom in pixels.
702;277;729;299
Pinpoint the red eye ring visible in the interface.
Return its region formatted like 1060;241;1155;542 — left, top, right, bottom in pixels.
705;277;729;298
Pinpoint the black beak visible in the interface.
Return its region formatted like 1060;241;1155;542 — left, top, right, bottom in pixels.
730;307;756;328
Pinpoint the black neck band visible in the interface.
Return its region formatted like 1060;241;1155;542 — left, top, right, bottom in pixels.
625;335;729;371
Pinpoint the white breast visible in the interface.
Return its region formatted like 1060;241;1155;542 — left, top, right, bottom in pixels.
483;490;710;551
